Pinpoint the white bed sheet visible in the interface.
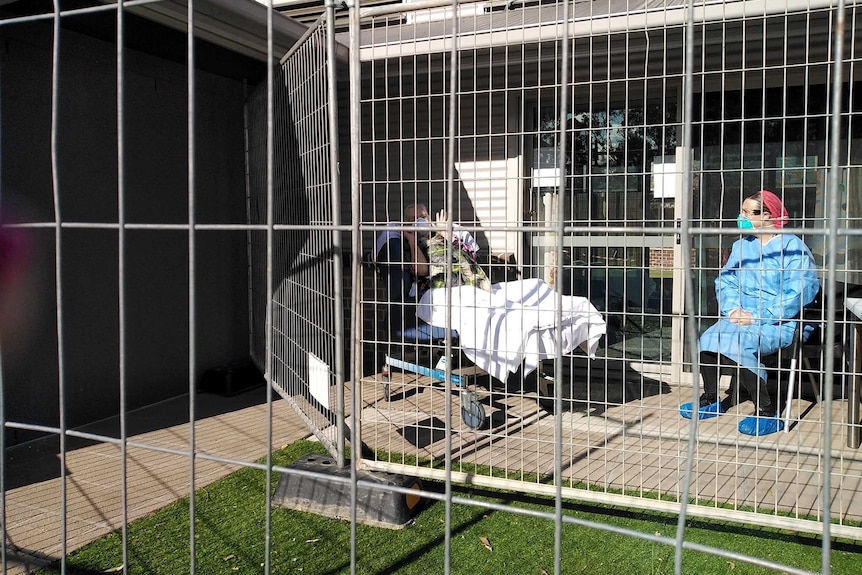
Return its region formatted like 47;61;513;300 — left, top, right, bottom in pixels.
416;278;607;382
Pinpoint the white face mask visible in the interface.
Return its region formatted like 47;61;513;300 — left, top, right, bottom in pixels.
413;217;431;242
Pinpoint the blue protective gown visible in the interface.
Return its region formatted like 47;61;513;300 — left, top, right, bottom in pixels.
698;233;820;382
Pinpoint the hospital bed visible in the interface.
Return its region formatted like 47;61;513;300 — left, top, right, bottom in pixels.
417;278;607;384
366;232;606;429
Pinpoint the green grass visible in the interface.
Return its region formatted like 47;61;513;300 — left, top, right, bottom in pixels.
38;440;861;575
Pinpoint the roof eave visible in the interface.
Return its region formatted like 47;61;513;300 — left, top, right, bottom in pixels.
125;0;311;62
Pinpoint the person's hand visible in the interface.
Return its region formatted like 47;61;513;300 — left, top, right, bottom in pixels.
434;209;450;230
727;308;754;325
401;221;428;277
433;209;455;242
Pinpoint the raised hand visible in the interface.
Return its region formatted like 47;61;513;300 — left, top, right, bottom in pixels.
434;209;450;231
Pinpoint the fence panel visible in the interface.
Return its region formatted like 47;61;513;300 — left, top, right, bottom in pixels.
352;0;862;553
248;17;345;458
3;1;861;574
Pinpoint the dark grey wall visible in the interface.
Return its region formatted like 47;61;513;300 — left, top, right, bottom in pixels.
1;21;254;445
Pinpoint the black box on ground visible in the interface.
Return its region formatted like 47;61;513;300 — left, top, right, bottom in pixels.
272;453;423;529
199;361;265;397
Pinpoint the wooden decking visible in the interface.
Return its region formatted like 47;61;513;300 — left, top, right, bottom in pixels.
5;365;861;575
4;388;312;575
354;363;862;536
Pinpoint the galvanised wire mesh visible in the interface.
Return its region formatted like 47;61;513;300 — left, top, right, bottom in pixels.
352;0;862;560
248;16;347;459
0;1;859;575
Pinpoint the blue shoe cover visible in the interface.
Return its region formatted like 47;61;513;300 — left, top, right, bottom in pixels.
680;401;724;420
738;415;784;436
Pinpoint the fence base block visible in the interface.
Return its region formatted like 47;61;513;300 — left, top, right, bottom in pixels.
272;453;423;529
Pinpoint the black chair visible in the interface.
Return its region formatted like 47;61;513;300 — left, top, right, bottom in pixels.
781;285;854;431
779;314;820;431
364;236;452;364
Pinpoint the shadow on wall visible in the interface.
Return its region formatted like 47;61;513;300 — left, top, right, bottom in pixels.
249;73;353;411
363;125;492;257
375;179;491;256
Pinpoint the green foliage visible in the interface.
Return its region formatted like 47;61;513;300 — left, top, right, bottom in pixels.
38;440;861;575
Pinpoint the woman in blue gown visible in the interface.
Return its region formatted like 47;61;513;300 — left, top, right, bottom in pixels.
680;190;820;436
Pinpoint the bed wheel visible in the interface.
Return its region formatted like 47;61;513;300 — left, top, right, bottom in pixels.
460;390;485;430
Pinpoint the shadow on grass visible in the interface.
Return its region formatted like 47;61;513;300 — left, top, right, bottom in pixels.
453;482;862;553
348;479;497;574
35;440;862;575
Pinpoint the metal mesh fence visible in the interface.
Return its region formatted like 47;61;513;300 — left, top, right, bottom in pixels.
352;0;862;558
248;16;346;458
1;1;861;575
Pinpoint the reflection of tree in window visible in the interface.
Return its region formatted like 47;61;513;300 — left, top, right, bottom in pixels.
537;103;677;178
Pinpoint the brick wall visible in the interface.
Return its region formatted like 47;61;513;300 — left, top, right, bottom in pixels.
648;247;697;270
649;247;675;269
